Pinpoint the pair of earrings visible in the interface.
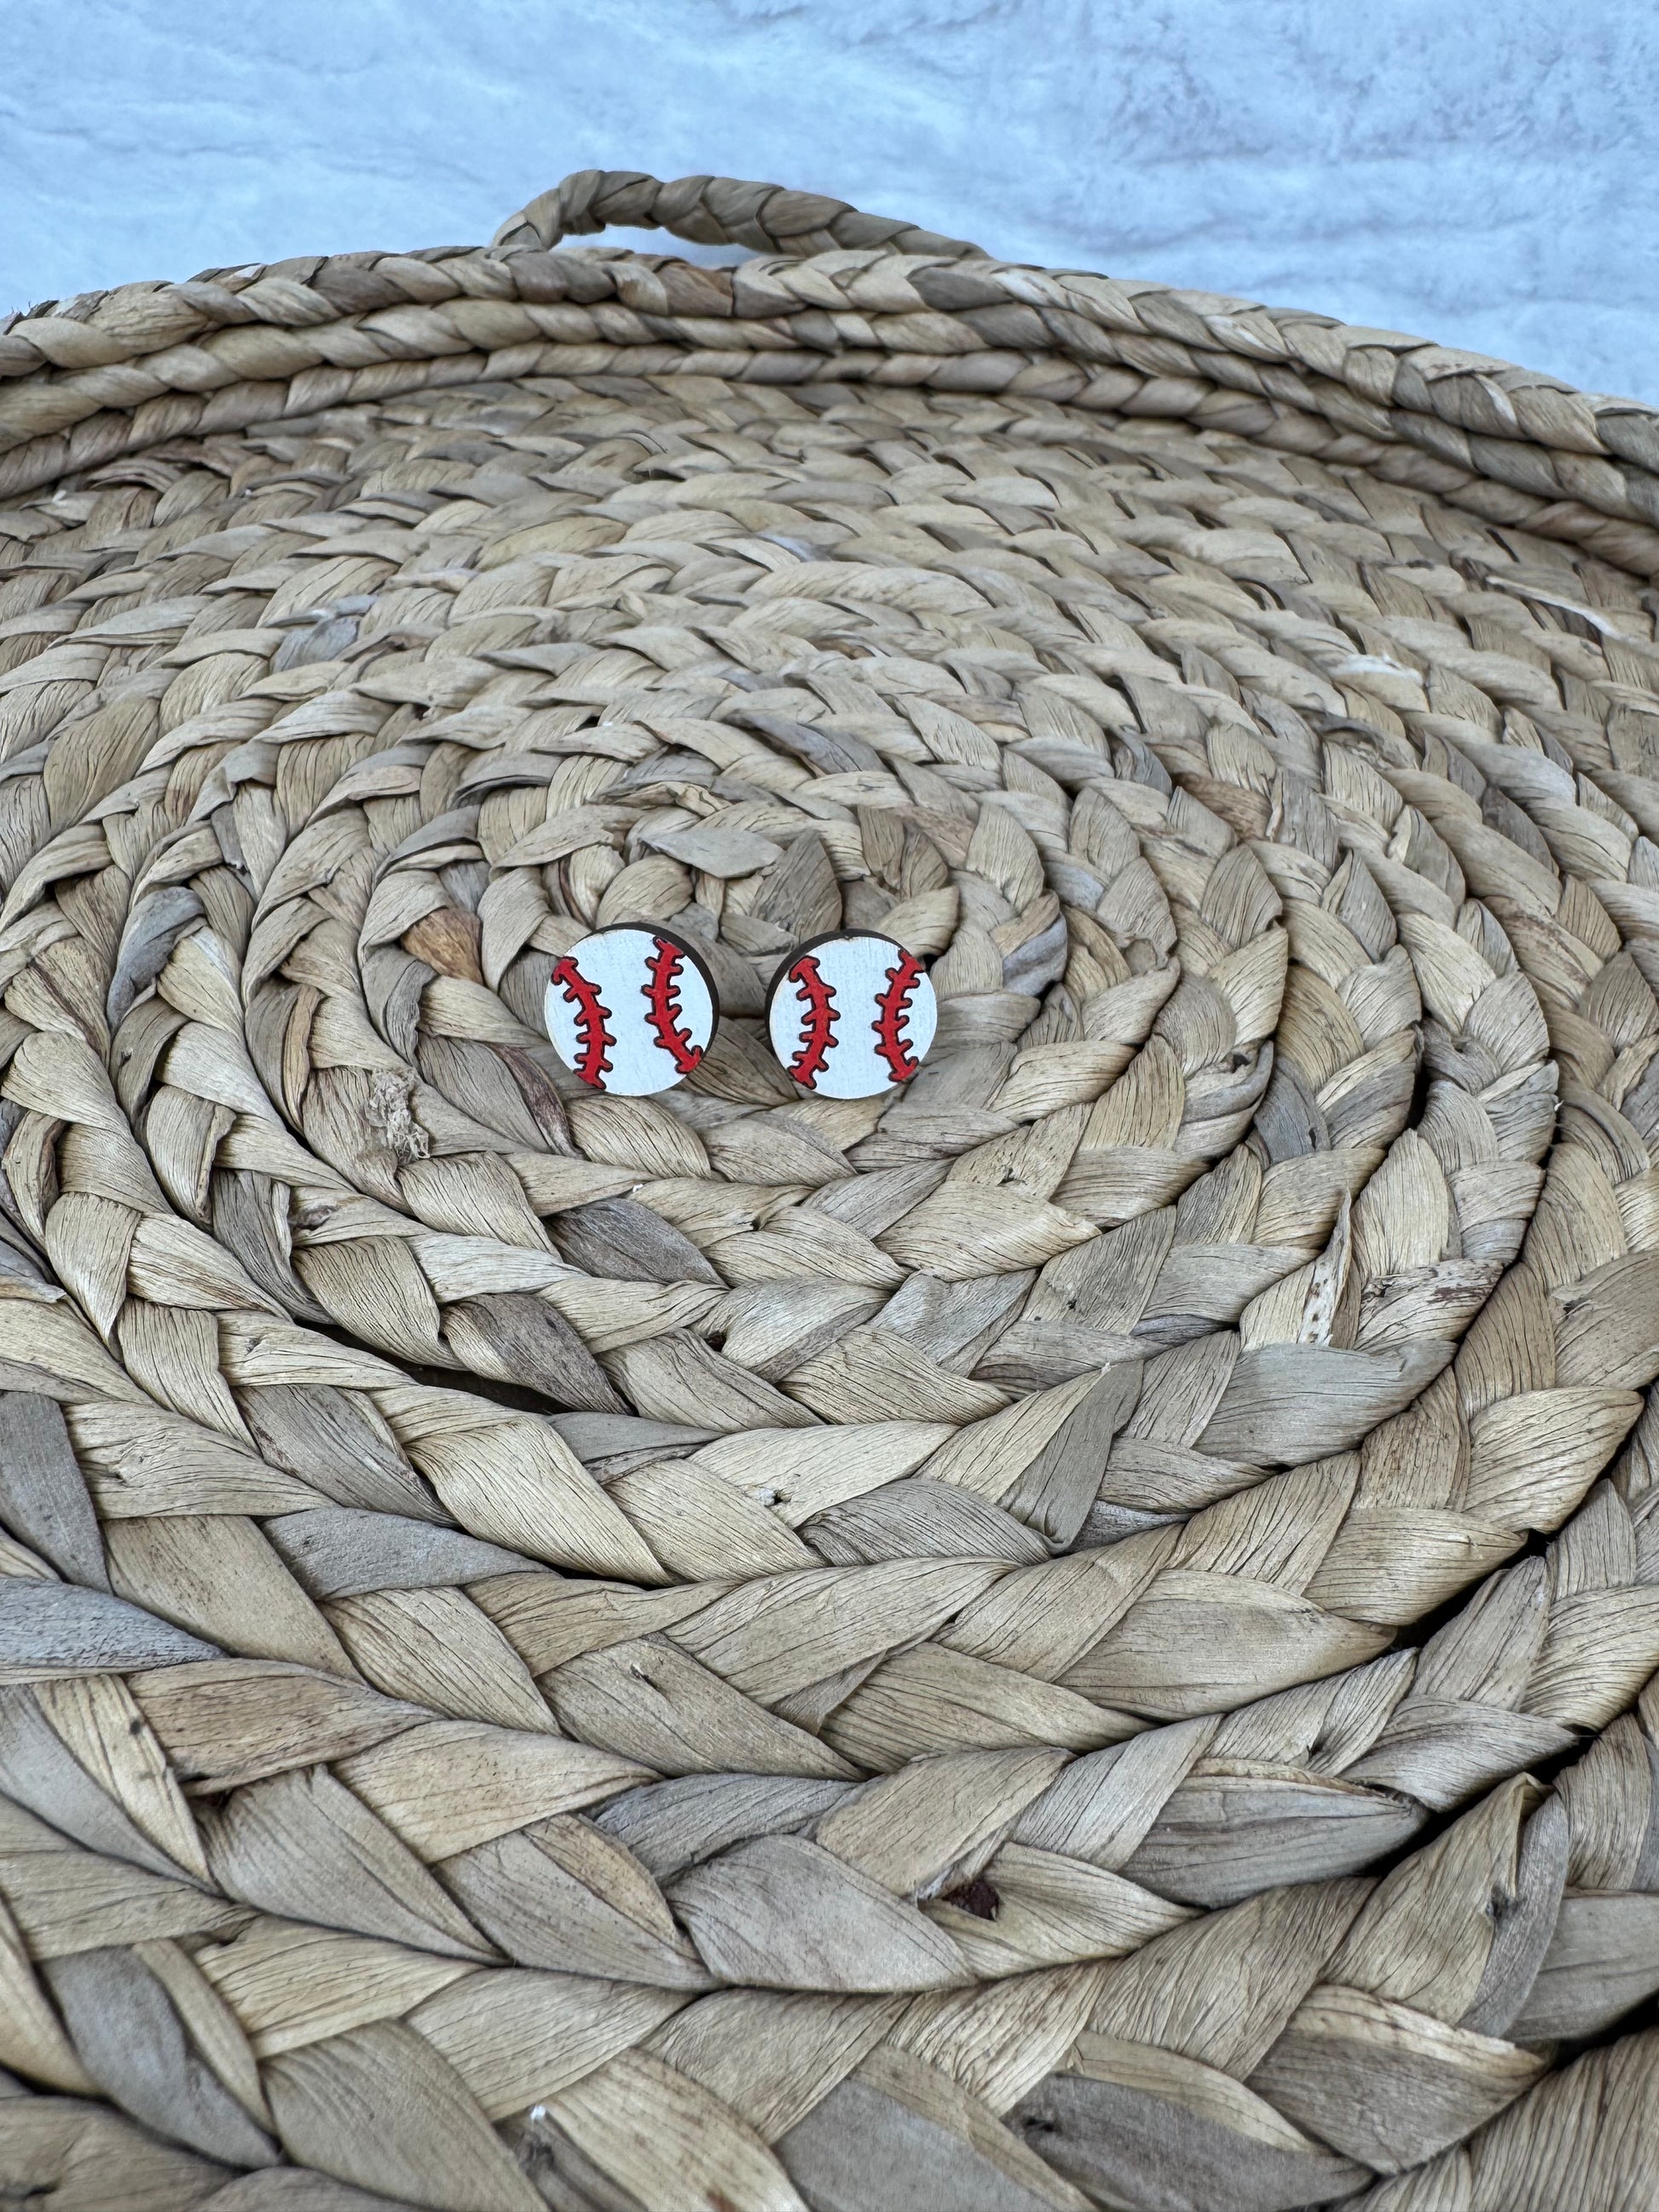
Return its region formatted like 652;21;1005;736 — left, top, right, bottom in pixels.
543;925;938;1100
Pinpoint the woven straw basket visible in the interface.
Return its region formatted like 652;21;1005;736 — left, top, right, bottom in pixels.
3;165;1659;2212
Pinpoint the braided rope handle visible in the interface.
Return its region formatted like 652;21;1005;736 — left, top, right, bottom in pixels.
490;165;986;261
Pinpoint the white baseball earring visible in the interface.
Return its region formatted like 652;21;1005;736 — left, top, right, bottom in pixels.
766;930;938;1100
544;925;720;1095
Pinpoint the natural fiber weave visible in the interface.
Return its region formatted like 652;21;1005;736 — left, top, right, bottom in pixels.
0;166;1656;2211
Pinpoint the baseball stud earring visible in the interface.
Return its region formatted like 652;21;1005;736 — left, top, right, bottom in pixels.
767;930;938;1100
545;924;719;1095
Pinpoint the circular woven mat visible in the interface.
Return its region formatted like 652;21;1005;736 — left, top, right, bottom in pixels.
1;169;1657;2212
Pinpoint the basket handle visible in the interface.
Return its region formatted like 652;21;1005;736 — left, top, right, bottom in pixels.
491;168;985;262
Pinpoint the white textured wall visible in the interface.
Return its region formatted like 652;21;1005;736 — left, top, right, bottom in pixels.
5;0;1657;401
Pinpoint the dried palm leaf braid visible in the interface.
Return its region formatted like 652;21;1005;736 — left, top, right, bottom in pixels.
0;168;1656;2210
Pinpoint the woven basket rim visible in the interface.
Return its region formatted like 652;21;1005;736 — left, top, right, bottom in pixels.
3;165;1658;574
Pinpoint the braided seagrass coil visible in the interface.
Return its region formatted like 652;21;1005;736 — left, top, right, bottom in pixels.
1;166;1659;2209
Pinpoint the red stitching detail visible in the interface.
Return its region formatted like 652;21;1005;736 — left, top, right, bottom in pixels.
785;952;837;1087
873;948;925;1083
644;938;703;1074
550;954;615;1087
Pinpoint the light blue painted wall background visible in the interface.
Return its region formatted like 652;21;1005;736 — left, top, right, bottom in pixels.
4;0;1656;401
